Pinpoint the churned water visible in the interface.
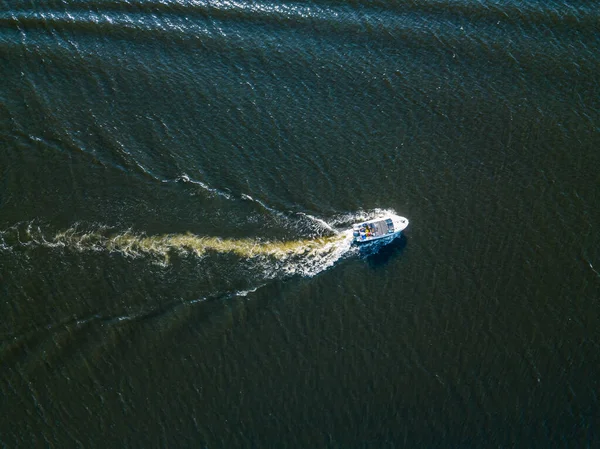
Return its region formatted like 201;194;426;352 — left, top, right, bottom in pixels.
1;0;599;446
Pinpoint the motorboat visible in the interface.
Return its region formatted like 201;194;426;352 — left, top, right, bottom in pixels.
352;214;409;244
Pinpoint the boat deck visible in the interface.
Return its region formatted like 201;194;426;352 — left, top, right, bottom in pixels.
355;218;395;242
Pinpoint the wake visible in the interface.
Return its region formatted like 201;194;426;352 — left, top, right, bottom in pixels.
0;208;400;278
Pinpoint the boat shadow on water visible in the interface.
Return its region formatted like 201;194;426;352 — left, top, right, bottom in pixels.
358;234;408;268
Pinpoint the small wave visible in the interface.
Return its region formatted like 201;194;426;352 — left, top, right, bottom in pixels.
165;173;234;200
162;175;369;238
241;193;282;215
3;0;594;50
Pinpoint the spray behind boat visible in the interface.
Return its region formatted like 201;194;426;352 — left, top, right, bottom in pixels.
1;210;408;279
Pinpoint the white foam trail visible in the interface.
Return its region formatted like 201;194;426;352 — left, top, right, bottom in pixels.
325;208;400;228
296;212;337;233
230;284;265;298
279;229;356;277
1;222;354;277
588;261;600;279
167;173;234;200
0;208;402;279
241;193;288;219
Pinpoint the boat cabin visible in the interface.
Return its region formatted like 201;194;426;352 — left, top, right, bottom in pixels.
353;218;396;242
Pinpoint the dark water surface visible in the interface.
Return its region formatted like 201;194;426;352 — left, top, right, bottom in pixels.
1;0;599;446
